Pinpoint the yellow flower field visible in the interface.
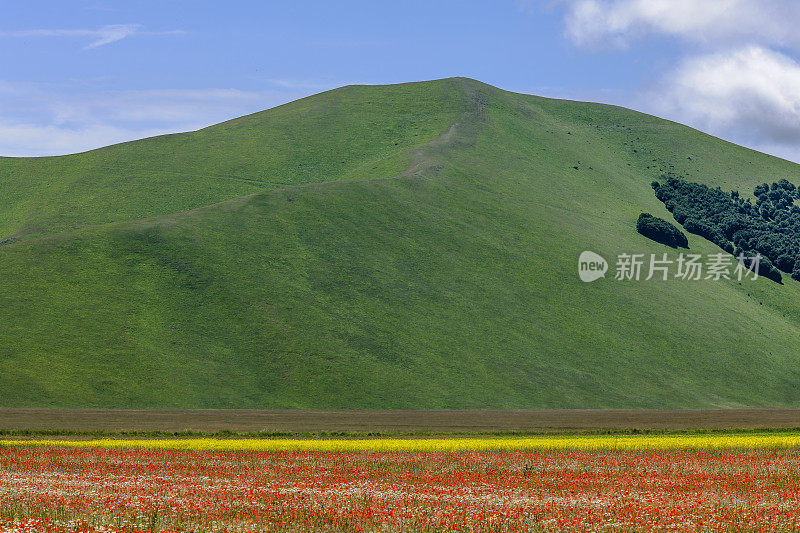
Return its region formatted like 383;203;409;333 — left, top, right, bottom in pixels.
3;433;800;452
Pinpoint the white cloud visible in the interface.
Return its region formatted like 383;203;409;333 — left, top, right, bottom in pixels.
50;89;275;125
561;0;800;49
0;24;184;49
644;46;800;161
265;79;343;91
0;123;174;158
0;84;308;156
543;0;800;162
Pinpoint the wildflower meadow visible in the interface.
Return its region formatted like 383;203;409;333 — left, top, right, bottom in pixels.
2;436;800;531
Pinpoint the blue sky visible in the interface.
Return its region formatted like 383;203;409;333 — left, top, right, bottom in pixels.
3;0;800;161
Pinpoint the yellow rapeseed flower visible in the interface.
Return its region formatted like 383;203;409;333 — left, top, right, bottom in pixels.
2;434;800;452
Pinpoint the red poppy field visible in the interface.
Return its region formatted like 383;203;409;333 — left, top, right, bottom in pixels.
1;444;800;532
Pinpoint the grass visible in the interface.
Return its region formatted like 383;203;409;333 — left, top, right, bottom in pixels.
3;77;800;408
0;81;461;241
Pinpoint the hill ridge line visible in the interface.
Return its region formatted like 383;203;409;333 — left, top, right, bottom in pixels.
0;115;473;248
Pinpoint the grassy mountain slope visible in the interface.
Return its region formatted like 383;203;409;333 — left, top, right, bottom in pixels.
0;82;461;241
3;77;800;408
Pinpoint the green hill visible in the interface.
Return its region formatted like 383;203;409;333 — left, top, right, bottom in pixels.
3;77;800;408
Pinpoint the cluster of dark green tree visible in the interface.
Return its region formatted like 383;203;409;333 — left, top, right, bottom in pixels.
651;177;800;284
636;213;688;248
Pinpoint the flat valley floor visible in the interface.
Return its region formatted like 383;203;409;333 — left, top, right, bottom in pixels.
1;408;799;434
